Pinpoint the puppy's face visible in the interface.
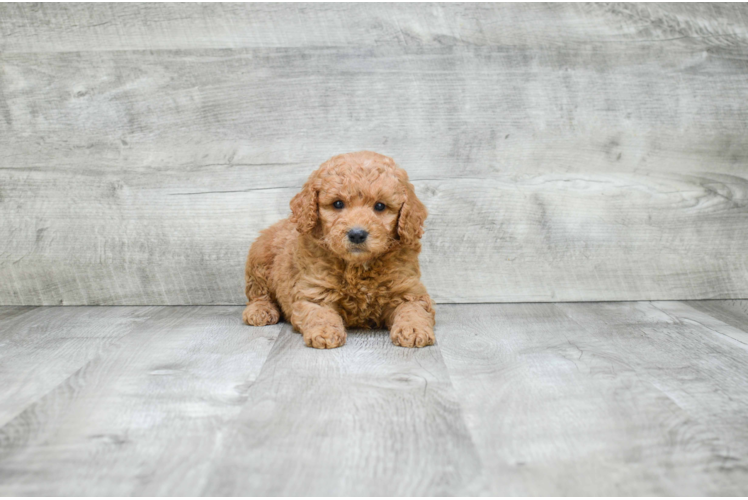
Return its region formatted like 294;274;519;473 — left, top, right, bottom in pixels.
317;174;404;262
290;152;427;263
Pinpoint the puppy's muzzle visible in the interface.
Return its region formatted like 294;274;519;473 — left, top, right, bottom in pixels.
347;228;368;244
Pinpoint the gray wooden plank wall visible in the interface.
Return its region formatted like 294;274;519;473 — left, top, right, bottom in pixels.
1;3;747;305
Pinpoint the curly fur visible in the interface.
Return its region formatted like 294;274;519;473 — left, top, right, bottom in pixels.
243;151;435;349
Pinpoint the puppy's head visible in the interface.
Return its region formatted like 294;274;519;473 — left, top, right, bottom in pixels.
290;151;427;262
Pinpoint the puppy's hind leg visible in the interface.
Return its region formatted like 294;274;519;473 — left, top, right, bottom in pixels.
243;232;281;327
243;297;280;326
243;270;281;326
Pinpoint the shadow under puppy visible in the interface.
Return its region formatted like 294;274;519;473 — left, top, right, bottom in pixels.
243;151;435;349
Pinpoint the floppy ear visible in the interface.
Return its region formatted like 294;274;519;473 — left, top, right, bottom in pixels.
289;180;318;235
397;179;428;248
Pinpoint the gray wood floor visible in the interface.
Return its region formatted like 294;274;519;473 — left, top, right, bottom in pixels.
0;301;747;495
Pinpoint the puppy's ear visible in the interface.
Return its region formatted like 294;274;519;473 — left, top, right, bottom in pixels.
290;180;318;235
397;176;427;248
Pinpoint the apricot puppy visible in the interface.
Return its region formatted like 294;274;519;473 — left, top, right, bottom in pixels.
243;151;435;349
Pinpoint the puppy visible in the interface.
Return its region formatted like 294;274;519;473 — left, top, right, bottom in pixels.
242;151;435;349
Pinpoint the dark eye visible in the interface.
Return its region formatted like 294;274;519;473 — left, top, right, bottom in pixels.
374;202;386;212
333;200;344;209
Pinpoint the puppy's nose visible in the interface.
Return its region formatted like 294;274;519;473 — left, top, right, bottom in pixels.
347;228;368;244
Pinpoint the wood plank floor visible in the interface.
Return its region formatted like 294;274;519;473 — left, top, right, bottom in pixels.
0;302;746;495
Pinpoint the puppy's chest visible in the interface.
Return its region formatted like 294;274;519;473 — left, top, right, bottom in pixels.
332;266;393;325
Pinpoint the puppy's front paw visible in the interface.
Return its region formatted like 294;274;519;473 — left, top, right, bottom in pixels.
243;300;280;326
390;322;435;348
303;324;346;349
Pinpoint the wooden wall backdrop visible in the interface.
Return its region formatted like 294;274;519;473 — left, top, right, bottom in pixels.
1;3;747;305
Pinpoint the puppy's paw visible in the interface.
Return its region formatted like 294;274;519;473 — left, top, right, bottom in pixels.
303;324;347;349
243;301;280;326
390;322;435;348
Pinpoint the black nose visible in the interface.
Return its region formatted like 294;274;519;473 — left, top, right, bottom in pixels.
347;228;368;244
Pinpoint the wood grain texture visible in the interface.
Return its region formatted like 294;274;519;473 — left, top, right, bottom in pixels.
438;302;748;495
1;3;747;305
653;300;748;346
1;303;748;495
686;299;748;337
0;306;154;427
2;3;747;53
202;326;485;496
0;306;281;496
558;301;748;494
0;306;35;322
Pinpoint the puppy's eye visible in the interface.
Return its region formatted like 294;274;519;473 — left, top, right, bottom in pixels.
333;200;345;209
374;202;386;212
